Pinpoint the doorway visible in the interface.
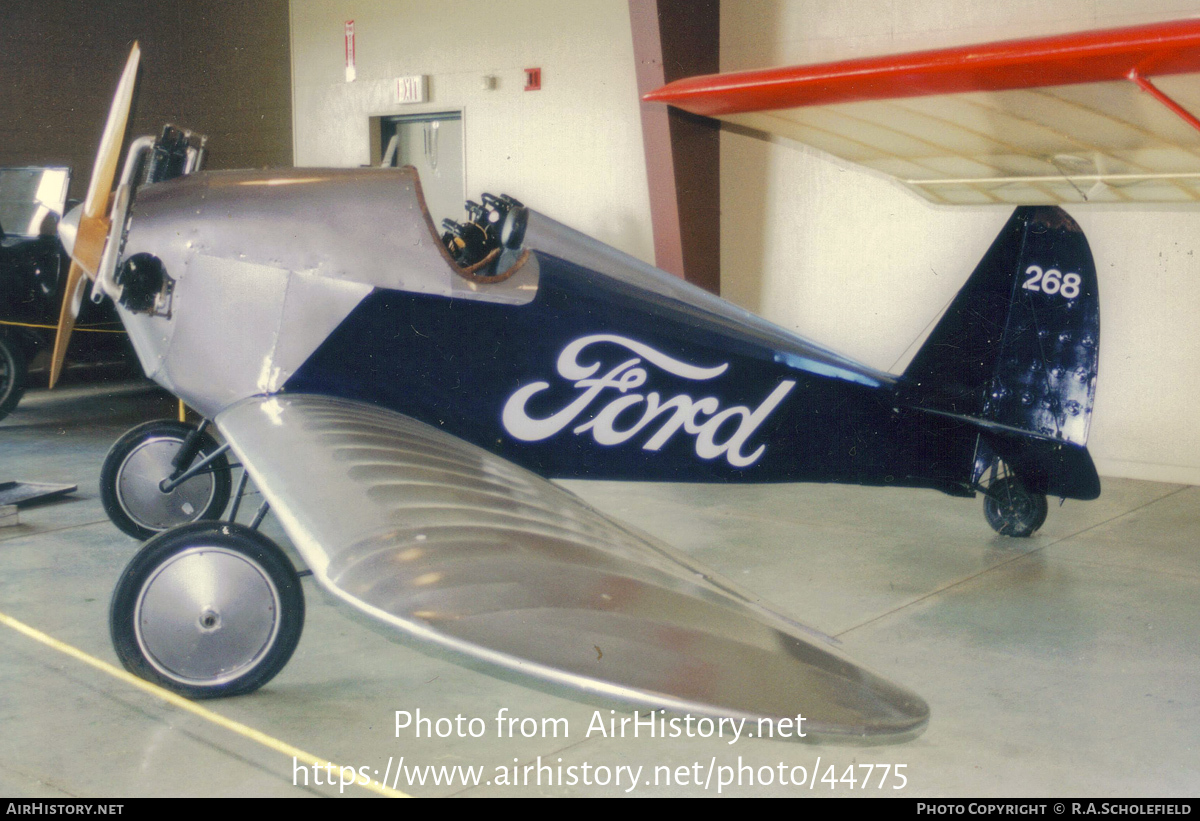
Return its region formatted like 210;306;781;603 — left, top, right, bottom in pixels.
379;112;464;228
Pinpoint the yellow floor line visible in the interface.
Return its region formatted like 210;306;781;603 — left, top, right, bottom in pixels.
0;609;409;798
0;320;125;333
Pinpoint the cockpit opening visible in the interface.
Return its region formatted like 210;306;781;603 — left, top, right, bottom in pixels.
440;192;529;278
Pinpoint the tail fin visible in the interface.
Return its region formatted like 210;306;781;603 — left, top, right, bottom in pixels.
900;206;1100;499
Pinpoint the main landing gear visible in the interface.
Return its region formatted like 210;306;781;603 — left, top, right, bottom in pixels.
104;418;304;697
101;419;232;540
109;521;304;698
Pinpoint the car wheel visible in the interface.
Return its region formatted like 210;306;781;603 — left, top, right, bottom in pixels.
109;522;305;698
101;420;232;540
0;337;27;421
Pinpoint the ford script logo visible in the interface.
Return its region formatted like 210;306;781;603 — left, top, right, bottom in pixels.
501;334;795;467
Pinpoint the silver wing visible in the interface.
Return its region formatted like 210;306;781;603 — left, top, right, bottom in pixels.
216;394;928;740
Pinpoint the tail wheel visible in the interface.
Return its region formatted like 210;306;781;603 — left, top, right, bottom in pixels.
983;476;1048;538
0;337;27;421
110;522;304;698
100;420;232;540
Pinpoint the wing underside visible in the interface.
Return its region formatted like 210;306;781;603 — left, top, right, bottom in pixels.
646;19;1200;205
216;394;928;740
718;79;1200;205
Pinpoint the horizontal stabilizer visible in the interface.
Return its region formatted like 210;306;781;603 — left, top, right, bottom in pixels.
986;431;1100;501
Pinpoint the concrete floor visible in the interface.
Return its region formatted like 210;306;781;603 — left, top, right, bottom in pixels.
0;381;1196;798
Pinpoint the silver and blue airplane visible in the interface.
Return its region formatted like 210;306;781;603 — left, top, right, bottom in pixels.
48;45;1101;743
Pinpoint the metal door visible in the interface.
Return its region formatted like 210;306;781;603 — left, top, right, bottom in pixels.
381;113;464;228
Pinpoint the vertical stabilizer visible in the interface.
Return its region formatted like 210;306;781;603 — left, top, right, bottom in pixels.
902;207;1099;446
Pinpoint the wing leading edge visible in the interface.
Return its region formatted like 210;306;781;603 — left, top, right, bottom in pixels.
216;394;928;740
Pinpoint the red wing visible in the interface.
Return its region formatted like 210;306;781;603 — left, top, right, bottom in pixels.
646;20;1200;205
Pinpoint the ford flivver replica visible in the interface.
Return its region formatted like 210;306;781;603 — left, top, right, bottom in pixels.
47;39;1116;743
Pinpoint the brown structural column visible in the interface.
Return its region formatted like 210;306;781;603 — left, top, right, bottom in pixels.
629;0;721;294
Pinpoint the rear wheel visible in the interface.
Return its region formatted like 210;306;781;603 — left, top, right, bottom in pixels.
101;420;232;540
983;476;1048;537
109;522;304;698
0;337;27;421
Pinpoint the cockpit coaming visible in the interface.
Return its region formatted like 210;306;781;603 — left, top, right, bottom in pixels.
115;166;539;418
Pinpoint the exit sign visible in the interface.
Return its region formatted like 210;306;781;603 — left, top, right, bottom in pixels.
395;75;428;104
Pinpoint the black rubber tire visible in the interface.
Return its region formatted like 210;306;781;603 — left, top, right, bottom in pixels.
100;420;232;540
110;522;305;699
983;476;1049;537
0;336;27;421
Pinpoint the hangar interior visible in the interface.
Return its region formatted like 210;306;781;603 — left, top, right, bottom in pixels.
1;0;1197;797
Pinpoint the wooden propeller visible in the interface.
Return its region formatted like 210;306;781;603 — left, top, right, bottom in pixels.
50;43;140;388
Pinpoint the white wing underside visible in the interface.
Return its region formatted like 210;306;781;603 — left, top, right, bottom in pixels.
725;76;1200;205
216;394;928;740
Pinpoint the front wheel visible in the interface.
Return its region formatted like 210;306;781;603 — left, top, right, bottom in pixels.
109;522;305;698
100;420;232;540
0;337;27;421
983;476;1048;538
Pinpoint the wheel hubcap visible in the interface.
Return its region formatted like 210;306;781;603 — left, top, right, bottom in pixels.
999;493;1034;526
117;437;216;531
135;546;281;685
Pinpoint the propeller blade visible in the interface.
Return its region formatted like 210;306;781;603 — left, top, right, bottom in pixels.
48;261;88;389
52;43;139;388
71;212;110;277
83;43;140;222
69;43;140;276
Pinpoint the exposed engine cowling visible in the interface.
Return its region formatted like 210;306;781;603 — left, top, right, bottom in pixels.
441;192;528;273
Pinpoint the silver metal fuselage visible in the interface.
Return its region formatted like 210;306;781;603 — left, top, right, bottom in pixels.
115;166;885;423
100;165;939;738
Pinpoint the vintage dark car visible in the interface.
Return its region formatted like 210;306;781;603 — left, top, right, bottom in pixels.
0;166;133;419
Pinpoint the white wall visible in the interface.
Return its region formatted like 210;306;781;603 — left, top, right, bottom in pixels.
288;0;654;262
288;0;1200;485
721;0;1200;485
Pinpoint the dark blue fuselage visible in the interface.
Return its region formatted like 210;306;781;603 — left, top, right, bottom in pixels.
287;252;978;493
